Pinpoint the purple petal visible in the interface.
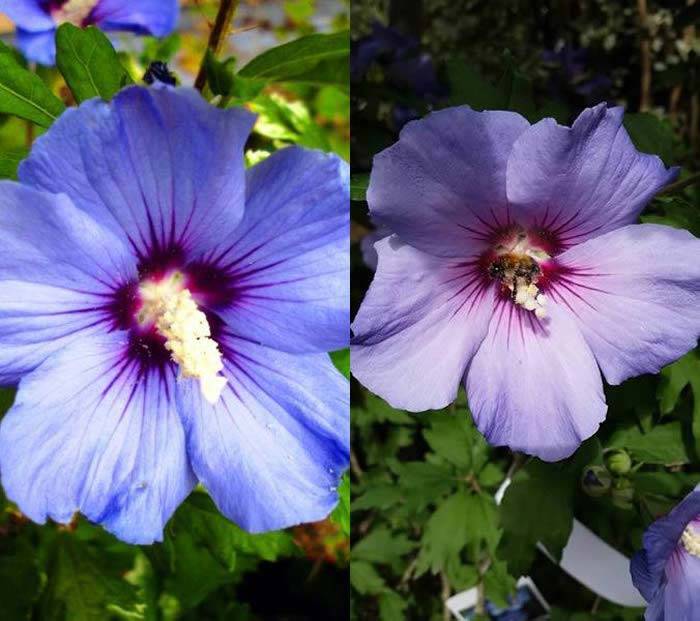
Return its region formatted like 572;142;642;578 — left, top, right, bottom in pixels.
19;86;256;260
631;488;700;602
92;0;179;36
465;301;606;461
506;105;678;247
176;338;349;532
211;147;349;354
0;182;135;382
16;28;56;65
0;1;54;32
351;236;494;411
663;550;700;621
0;332;196;544
367;107;530;258
551;224;700;385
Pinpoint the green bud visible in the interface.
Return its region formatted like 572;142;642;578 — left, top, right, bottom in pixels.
611;478;635;510
605;450;632;475
581;465;612;497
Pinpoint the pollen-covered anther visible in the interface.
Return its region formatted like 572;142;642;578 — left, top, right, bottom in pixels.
488;249;548;319
512;280;548;318
681;525;700;557
139;272;227;404
52;0;100;26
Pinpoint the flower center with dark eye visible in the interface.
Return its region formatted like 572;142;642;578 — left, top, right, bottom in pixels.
137;270;226;404
487;227;550;318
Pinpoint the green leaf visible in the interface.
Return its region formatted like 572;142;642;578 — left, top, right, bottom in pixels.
0;41;65;127
0;149;27;180
643;196;700;237
446;59;503;110
483;560;517;608
353;527;416;564
350;173;369;201
415;491;497;576
658;350;700;444
239;31;349;90
608;421;690;465
446;55;536;120
204;50;236;97
500;440;600;573
330;473;350;536
379;590;408;621
353;483;404;511
56;24;133;103
395;461;454;513
423;411;486;471
151;493;296;609
39;535;143;621
0;537;41;621
624;112;675;165
350;561;385;595
330;348;350;378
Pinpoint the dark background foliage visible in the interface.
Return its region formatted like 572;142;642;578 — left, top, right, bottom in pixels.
350;1;700;620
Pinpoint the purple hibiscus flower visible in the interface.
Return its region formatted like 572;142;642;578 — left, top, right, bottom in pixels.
631;487;700;619
351;104;700;461
0;0;178;65
0;85;349;544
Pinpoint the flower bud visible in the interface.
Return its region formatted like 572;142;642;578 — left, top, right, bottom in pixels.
611;478;635;510
581;465;612;497
605;450;632;475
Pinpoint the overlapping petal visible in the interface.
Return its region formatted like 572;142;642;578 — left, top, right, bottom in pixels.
177;336;348;532
0;1;54;31
631;488;700;601
660;551;700;621
20;86;256;259
208;147;349;353
465;302;606;461
351;236;494;411
507;105;678;247
551;224;700;385
0;333;196;544
91;0;179;36
15;29;55;65
367;107;530;258
0;182;135;382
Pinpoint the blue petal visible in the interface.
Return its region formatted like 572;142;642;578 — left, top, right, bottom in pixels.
211;147;349;353
632;489;700;602
663;550;700;621
16;28;57;65
0;1;54;32
367;107;530;258
0;182;136;383
177;337;349;532
0;333;196;544
19;86;256;259
506;104;678;247
92;0;179;36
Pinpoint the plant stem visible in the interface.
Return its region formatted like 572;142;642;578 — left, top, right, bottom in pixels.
637;0;652;111
657;171;700;195
194;0;240;92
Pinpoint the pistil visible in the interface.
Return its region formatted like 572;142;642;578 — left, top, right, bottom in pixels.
51;0;99;26
681;524;700;557
139;272;226;404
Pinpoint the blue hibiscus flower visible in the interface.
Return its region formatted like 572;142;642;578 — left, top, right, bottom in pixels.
0;85;350;544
